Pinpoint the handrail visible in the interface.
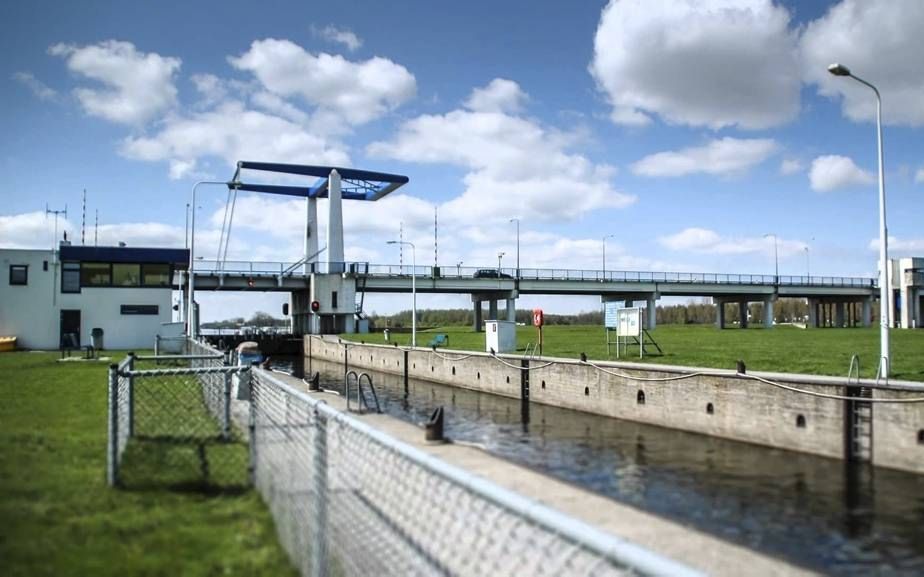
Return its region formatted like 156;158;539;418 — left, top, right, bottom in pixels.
345;370;380;413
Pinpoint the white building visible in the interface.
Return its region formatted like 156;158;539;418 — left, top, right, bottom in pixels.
0;244;188;350
889;257;923;329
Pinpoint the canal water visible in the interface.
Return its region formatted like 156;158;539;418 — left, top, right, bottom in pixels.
271;355;924;575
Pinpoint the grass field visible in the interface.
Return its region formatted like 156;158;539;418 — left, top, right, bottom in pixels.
343;324;924;382
0;351;295;577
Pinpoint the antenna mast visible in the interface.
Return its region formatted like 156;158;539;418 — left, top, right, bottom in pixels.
399;221;404;269
434;206;438;269
94;210;99;246
81;189;86;245
45;203;68;255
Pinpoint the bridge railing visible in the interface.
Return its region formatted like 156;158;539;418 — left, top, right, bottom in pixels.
189;260;876;288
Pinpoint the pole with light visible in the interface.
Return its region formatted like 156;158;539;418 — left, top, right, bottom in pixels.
187;181;229;338
804;246;810;279
497;251;505;271
828;62;890;378
388;240;416;347
602;234;616;279
763;233;778;282
509;217;520;278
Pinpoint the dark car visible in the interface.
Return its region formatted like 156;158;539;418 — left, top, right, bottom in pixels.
474;269;513;279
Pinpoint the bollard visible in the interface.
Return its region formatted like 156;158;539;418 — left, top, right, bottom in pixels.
308;371;321;391
425;406;445;443
736;360;746;374
580;352;587;363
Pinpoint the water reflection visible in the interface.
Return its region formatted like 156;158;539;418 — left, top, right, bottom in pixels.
279;355;924;575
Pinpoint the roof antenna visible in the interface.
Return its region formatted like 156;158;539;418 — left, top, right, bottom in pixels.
45;203;67;251
94;209;99;246
434;206;438;269
81;189;87;245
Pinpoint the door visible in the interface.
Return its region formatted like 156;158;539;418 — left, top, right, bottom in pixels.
61;309;80;348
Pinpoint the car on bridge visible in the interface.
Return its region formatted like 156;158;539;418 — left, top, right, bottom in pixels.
474;269;513;279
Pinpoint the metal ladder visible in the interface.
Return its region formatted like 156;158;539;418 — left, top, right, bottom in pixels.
345;370;381;414
846;355;873;463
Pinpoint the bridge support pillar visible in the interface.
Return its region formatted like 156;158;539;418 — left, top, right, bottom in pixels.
739;301;749;329
488;300;498;320
863;297;873;327
763;297;775;328
807;299;818;328
506;298;516;323
473;300;483;332
835;302;846;328
646;294;657;330
715;299;726;329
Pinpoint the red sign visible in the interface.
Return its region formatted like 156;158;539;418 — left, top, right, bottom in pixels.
532;309;544;327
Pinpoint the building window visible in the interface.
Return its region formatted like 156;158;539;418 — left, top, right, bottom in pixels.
112;263;141;286
81;262;111;286
62;262;80;293
120;304;159;315
142;263;171;287
9;265;27;285
331;291;338;308
43;260;48;271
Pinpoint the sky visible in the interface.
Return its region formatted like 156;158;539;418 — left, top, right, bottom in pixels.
1;0;922;320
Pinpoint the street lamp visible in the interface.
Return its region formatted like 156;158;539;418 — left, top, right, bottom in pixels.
509;218;520;278
804;246;810;280
602;234;617;279
763;233;778;282
456;260;463;276
388;240;416;347
829;62;890;378
497;251;505;271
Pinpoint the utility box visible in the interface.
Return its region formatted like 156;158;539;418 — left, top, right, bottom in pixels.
485;320;516;353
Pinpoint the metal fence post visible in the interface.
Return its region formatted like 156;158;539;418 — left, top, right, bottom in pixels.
107;364;119;487
126;352;135;438
248;370;256;486
311;407;329;577
222;371;232;440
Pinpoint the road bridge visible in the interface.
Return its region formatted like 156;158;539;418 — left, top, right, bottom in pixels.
184;260;878;331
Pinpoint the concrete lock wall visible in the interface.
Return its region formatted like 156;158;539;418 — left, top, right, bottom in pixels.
305;336;924;474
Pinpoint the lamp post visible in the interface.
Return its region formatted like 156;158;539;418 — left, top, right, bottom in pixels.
829;62;890;377
497;251;505;271
456;260;463;276
388;240;416;347
763;233;778;282
804;246;811;279
602;234;616;280
509;218;520;278
188;181;228;338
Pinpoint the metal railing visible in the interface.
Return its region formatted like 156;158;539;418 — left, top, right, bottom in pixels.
249;367;699;577
185;259;876;288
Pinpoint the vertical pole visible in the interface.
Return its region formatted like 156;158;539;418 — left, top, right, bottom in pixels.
520;358;530;425
873;88;890;376
311;408;329;577
126;353;135;437
403;349;409;395
107;364;119;487
247;370;256;486
222;372;232;440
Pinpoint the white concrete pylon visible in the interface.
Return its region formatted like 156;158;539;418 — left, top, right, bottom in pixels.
326;169;344;269
305;197;318;274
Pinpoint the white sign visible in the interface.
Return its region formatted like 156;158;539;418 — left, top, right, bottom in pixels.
604;302;619;328
617;308;642;338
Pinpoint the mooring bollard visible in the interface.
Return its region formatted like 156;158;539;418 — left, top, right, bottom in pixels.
736;360;747;374
425;406;445;443
308;371;321;391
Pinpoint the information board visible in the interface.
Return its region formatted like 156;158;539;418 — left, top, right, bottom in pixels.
604;301;619;328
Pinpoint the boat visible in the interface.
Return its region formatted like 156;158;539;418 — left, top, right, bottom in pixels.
235;341;263;366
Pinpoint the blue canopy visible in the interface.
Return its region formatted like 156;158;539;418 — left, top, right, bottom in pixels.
230;161;409;201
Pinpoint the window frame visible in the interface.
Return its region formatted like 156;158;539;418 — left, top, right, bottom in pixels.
9;264;28;286
112;263;142;287
141;263;172;287
61;262;81;293
80;262;112;287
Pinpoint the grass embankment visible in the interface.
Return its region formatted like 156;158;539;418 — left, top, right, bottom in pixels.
0;352;294;577
343;324;924;382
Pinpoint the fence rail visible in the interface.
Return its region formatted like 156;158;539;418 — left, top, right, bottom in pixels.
106;339;699;576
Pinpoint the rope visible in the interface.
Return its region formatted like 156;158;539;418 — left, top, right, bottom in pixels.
430;350;479;362
584;361;709;382
742;373;924;403
491;355;557;371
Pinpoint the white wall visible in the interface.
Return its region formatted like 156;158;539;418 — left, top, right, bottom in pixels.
0;248;174;350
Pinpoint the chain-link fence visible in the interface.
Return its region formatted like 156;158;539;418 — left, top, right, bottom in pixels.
249;368;698;577
107;345;249;491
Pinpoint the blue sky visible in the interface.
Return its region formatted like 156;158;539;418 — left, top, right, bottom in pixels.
2;0;922;319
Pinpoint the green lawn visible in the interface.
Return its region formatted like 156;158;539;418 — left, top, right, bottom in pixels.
0;351;295;577
344;324;924;382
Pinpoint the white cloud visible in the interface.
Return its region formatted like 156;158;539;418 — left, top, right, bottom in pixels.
368;79;634;224
0;212;73;249
314;25;363;52
631;137;778;177
120;100;349;179
808;154;874;192
12;71;58;101
780;158;803;176
915;166;924;184
801;0;924;127
49;40;181;125
590;0;800;129
868;236;924;254
465;78;527;113
228;38;415;126
659;227;806;257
